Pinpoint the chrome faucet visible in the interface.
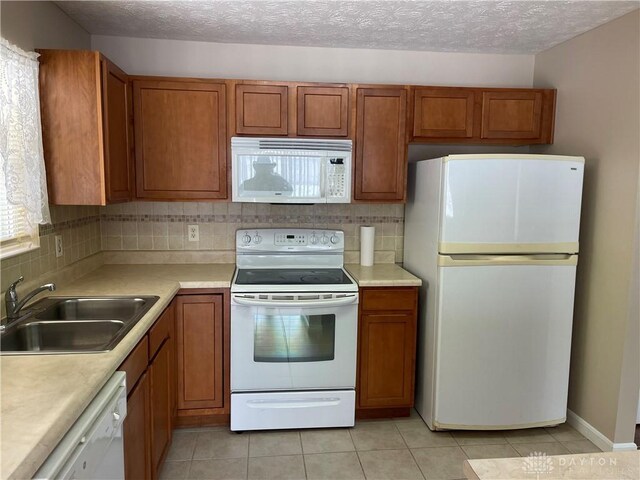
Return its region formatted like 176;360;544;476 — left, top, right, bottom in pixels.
5;276;56;320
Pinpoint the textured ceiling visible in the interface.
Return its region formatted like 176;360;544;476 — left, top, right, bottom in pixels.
57;0;639;54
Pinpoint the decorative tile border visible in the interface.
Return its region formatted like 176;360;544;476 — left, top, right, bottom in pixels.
39;215;101;237
100;213;404;224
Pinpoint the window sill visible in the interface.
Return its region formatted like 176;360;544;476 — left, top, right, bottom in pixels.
0;239;40;260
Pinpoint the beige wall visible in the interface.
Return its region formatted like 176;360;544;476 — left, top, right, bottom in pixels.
533;10;640;444
91;34;534;86
0;2;99;317
1;1;89;50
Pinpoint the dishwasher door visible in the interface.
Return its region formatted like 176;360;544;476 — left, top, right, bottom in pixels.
35;371;127;480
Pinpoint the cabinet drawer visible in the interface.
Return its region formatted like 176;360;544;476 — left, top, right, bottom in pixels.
149;305;173;360
119;335;149;395
361;288;417;312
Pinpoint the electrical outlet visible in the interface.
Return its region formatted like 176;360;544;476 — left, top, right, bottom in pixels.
188;225;199;242
55;235;63;258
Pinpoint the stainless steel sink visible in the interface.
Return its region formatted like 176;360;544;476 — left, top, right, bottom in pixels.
0;296;159;354
35;297;150;321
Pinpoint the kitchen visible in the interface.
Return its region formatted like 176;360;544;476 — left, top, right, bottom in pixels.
1;1;639;480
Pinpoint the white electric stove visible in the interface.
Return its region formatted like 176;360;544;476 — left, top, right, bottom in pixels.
230;228;358;431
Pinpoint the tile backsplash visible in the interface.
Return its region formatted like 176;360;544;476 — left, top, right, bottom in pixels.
100;202;405;264
0;205;103;316
0;201;405;317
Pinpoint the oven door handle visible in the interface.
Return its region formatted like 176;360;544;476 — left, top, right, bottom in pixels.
231;295;358;308
246;397;341;409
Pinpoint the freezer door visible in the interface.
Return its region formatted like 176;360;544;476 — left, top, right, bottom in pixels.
440;156;584;253
433;257;576;429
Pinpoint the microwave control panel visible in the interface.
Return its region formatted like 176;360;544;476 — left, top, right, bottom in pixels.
327;158;347;198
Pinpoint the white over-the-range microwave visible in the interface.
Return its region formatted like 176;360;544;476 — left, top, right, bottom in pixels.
231;137;352;203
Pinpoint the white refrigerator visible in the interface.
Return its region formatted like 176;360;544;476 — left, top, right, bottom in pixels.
403;154;584;430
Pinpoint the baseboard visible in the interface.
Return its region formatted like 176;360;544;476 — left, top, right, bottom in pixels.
566;409;638;451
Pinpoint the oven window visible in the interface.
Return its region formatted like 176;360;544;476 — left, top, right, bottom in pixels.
254;313;335;362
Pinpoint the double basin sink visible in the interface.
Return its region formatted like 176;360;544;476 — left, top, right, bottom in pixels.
1;296;159;354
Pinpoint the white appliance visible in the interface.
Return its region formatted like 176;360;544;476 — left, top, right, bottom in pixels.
404;154;584;431
231;137;352;203
34;372;127;479
230;228;359;431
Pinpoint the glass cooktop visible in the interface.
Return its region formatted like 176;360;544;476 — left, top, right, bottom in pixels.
235;268;354;286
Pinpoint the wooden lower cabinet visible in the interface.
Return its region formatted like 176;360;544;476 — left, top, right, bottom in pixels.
149;340;172;478
120;301;175;480
123;371;151;480
176;294;224;410
175;290;229;426
357;287;418;417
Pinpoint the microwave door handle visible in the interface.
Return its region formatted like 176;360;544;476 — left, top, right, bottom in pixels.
232;296;358;308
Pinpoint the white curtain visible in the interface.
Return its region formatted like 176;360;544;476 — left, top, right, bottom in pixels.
0;38;51;226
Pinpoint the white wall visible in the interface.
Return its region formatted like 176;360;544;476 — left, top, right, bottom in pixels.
92;35;534;87
533;10;640;445
1;1;89;51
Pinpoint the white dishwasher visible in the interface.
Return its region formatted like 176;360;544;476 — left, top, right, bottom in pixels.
35;372;127;480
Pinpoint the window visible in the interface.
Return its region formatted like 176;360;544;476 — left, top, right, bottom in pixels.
0;178;39;258
0;38;50;259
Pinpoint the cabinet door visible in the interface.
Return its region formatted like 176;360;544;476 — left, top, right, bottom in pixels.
358;312;416;408
236;84;288;135
123;371;151;480
297;86;349;137
101;57;133;202
149;340;171;478
133;80;227;200
38;50;105;205
355;88;408;201
413;88;474;138
481;90;543;139
176;295;224;410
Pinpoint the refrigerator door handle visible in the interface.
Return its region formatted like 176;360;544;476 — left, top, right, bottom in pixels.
438;254;578;267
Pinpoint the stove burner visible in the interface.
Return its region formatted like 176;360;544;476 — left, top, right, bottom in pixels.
235;268;353;286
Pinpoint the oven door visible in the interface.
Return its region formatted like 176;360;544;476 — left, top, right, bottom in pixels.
230;293;358;391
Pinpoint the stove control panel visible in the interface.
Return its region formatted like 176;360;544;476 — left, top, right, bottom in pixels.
275;233;307;245
236;229;344;251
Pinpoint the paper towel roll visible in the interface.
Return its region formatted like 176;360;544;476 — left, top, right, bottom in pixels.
360;226;375;266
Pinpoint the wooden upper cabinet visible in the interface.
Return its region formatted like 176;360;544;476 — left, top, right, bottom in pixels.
38;50;133;205
413;87;475;138
354;87;408;202
176;294;224;410
297;86;349;137
411;86;555;144
481;90;543;139
101;59;134;203
133;79;227;200
236;84;288;135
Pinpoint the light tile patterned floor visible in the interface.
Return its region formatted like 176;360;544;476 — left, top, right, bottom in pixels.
159;413;599;480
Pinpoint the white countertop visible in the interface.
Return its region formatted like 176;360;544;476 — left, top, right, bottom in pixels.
345;263;422;287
